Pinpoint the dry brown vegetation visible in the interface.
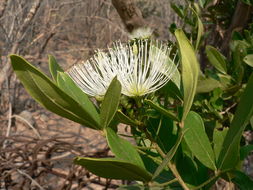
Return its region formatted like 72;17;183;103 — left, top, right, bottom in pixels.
0;0;180;189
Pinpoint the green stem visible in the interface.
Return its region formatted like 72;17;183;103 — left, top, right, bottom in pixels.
168;161;190;190
154;143;190;190
135;145;154;150
179;121;184;128
191;174;219;190
134;96;143;109
192;169;231;190
137;149;162;164
151;178;178;187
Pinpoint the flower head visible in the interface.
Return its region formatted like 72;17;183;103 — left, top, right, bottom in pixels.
128;27;153;39
67;40;178;98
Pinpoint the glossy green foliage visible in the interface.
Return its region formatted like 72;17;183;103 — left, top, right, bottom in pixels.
213;128;228;161
144;99;179;121
147;116;178;153
240;145;253;160
177;154;209;188
244;54;253;67
206;45;227;74
9;1;253;187
158;80;183;101
116;110;140;126
218;73;253;170
196;77;222;93
57;71;100;127
231;170;253;190
48;55;63;82
10;55;100;129
152;129;185;180
193;3;204;50
100;77;121;129
184;112;216;170
175;29;199;121
74;157;152;182
106;127;145;169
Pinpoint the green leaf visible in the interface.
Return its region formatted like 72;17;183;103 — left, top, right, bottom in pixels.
177;154;209;188
169;61;181;90
231;170;253;190
240;145;253;160
116;110;140;126
74;157;152;182
218;73;253;170
152;129;185;180
198;0;205;8
158;80;183;101
106;127;145;169
197;78;222;93
184;111;216;170
170;3;184;18
175;29;199;121
100;77;121;128
48;55;63;82
147;116;178;153
144;99;179;121
192;3;204;50
250;116;253;129
10;55;100;129
196;16;204;50
206;45;227;74
243;54;253;67
241;0;253;6
213;128;228;161
57;71;100;128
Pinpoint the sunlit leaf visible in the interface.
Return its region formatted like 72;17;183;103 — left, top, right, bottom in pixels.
206;45;227;74
100;77;121;129
243;54;253;67
106;127;145;168
175;29;199;121
48;55;63;82
57;71;100;128
10;55;100;129
197;78;222;93
193;3;204;50
213;128;228;161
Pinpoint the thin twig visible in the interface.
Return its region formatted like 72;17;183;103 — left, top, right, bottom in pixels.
3;102;12;149
220;103;237;115
17;169;45;190
154;143;190;190
12;114;41;139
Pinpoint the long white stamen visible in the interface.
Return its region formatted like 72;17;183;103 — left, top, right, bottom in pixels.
67;40;178;97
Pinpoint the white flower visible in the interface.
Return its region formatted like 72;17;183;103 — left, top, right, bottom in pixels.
128;27;153;39
66;40;178;98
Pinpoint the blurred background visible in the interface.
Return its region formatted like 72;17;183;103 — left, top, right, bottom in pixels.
0;0;252;189
0;1;181;189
